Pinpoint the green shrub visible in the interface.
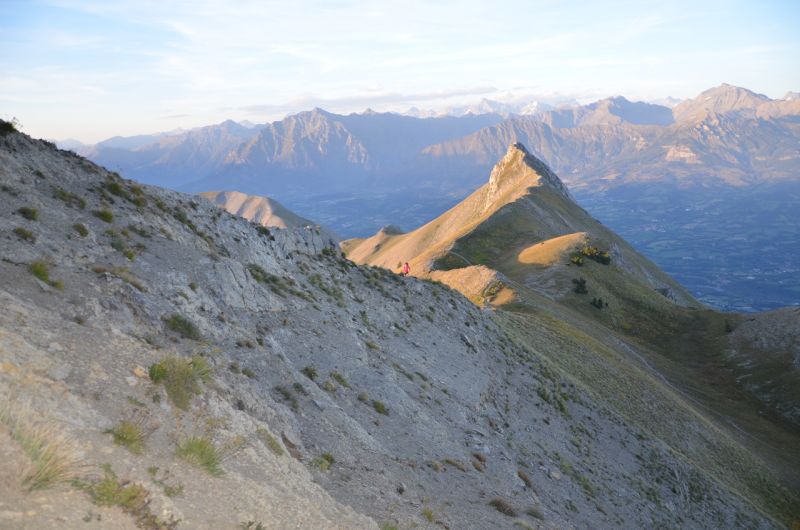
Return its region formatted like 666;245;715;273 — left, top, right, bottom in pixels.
422;507;435;522
176;436;223;476
0;118;18;136
18;206;38;221
90;467;148;509
301;366;318;380
372;400;389;415
72;223;88;237
13;227;35;242
148;355;211;410
92;209;113;223
580;246;611;265
165;313;201;340
241;367;256;379
572;277;588;294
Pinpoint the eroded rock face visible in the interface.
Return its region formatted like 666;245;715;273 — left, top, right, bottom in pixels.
0;128;786;529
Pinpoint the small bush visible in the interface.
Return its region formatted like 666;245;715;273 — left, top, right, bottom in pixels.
92;209;114;223
301;366;318;380
372;400;389;415
28;260;63;290
357;391;369;403
572;277;588;294
18;206;38;221
176;436;223;476
489;498;517;517
13;227;35;242
422;507;435;522
148;355;211;410
90;467;148;510
241;367;256;379
517;469;532;487
165;313;201;340
0;118;18;136
365;341;380;351
73;223;89;237
106;420;146;454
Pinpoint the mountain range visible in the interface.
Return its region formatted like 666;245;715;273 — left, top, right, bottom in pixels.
67;84;800;311
3;123;799;528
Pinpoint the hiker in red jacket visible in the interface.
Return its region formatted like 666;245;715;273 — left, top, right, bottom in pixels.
401;262;410;276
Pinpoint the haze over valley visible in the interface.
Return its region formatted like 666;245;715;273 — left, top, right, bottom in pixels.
69;85;800;311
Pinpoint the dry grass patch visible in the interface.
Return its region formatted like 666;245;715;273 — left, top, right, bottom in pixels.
0;399;84;491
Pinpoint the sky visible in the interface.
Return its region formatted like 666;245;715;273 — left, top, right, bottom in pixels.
1;0;799;143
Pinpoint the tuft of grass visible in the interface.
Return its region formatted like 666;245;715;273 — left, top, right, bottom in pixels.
443;458;467;472
365;340;380;351
13;227;35;242
92;209;114;223
311;452;335;471
274;386;299;410
256;428;284;457
422;507;435;522
176;436;223;476
241;522;266;530
372;400;389;415
330;371;350;389
241;367;256;379
301;366;318;380
28;260;63;290
72;223;89;237
0;400;84;491
517;469;532;488
525;507;544;519
165;313;201;340
379;523;399;530
489;498;517;517
106;420;147;455
18;206;38;221
148;355;211;410
52;187;86;209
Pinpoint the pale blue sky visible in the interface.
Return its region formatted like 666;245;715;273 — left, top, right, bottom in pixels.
1;0;798;142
